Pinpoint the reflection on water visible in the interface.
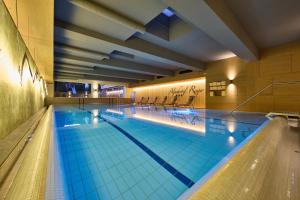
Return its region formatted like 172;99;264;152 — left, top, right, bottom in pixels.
227;121;236;133
55;105;265;143
227;135;236;147
98;107;250;140
131;107;206;134
106;109;124;115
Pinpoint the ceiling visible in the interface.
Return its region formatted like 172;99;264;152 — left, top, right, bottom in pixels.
54;0;300;84
224;0;300;48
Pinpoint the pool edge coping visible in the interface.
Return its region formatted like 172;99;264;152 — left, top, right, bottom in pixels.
45;109;68;200
177;119;270;200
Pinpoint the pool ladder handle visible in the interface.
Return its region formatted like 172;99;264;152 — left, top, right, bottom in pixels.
78;97;85;108
266;112;300;125
230;80;300;114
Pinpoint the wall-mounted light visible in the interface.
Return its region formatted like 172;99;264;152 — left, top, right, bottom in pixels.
106;89;124;96
43;80;48;96
227;79;237;96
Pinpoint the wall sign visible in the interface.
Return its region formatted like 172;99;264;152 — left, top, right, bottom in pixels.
168;85;204;97
18;52;43;86
209;81;226;96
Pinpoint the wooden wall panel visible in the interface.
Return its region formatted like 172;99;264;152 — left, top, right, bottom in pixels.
133;78;206;108
129;42;300;113
205;41;300;113
292;54;300;72
259;54;292;76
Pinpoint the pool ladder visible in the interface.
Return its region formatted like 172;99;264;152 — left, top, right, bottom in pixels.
230;80;300;114
78;97;85;109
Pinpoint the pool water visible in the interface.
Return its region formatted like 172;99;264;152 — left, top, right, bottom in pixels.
52;105;267;200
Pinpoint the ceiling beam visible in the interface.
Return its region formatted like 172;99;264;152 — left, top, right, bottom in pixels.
54;52;174;76
54;72;138;83
54;76;131;84
55;19;204;70
68;0;145;34
55;62;94;71
55;66;155;80
163;0;258;60
54;42;110;60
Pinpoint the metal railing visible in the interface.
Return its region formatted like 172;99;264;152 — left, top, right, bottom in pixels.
78;97;85;109
230;80;300;114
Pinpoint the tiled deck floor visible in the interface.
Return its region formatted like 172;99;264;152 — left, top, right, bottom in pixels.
186;117;300;200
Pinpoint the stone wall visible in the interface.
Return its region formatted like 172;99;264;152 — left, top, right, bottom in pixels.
0;1;46;138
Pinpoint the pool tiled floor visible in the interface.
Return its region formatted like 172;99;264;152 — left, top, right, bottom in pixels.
57;123;188;199
52;105;266;199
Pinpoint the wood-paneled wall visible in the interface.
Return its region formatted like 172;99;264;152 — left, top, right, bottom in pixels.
205;41;300;113
132;77;206;108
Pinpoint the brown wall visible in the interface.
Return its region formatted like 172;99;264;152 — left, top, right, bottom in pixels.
0;1;46;138
132;75;206;108
205;42;300;112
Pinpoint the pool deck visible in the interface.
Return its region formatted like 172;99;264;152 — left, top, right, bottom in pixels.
182;117;300;200
0;106;52;200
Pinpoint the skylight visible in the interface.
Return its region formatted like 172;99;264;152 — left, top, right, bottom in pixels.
162;8;174;17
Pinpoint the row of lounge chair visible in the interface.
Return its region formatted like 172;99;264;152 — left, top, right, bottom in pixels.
136;95;195;108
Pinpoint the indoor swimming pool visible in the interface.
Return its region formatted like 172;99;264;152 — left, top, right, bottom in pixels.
50;105;268;200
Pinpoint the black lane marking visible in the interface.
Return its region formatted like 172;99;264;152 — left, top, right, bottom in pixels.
87;111;195;188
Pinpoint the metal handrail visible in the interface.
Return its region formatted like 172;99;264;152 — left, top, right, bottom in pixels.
230;80;300;114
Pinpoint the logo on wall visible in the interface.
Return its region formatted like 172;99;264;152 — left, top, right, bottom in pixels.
168;86;188;97
189;85;204;96
168;85;203;97
18;52;43;86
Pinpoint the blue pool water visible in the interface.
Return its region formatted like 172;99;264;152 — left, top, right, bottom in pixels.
52;105;267;200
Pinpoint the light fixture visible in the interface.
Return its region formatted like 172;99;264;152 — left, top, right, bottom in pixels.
133;79;205;91
229;79;233;84
43;80;48;96
64;124;80;127
106;89;123;96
